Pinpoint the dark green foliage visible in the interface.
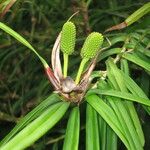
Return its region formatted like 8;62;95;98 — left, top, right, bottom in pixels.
0;0;150;150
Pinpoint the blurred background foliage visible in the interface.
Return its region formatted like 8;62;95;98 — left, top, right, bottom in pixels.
0;0;150;149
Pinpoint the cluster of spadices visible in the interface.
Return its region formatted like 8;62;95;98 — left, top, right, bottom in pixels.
51;21;104;103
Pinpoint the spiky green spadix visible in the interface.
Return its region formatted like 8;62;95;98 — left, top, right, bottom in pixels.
61;21;76;55
81;32;103;59
75;32;103;84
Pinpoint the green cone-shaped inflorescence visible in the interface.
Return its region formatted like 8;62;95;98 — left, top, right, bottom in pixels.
75;32;103;84
81;32;103;59
61;21;76;55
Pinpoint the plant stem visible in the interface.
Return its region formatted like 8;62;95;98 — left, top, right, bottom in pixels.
75;58;89;84
63;53;69;77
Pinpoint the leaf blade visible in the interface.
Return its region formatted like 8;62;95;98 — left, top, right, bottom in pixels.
0;22;48;67
0;94;61;146
63;107;80;150
86;94;130;149
88;89;150;107
1;102;70;150
123;52;150;72
86;104;100;150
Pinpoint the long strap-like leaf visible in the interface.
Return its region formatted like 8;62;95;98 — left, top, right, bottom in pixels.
63;107;80;150
1;102;70;150
98;115;107;150
88;89;150;107
106;59;144;148
105;2;150;32
123;52;150;72
86;104;100;150
120;70;150;114
86;94;130;149
0;94;60;146
0;22;49;68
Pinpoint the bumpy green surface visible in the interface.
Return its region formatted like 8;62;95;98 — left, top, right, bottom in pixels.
60;21;76;55
81;32;103;59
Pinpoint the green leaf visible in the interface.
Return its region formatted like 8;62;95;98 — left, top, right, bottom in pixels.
135;51;150;63
109;97;142;150
0;102;70;150
106;34;127;46
86;94;130;149
106;59;144;148
98;48;121;61
120;70;150;114
63;107;80;150
123;52;150;72
0;94;61;146
98;77;145;149
97;82;118;150
125;2;150;26
121;59;130;75
107;96;136;150
98;115;107;150
0;0;15;13
106;124;117;150
140;72;150;96
0;22;48;67
106;58;127;91
86;104;100;150
88;89;150;107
